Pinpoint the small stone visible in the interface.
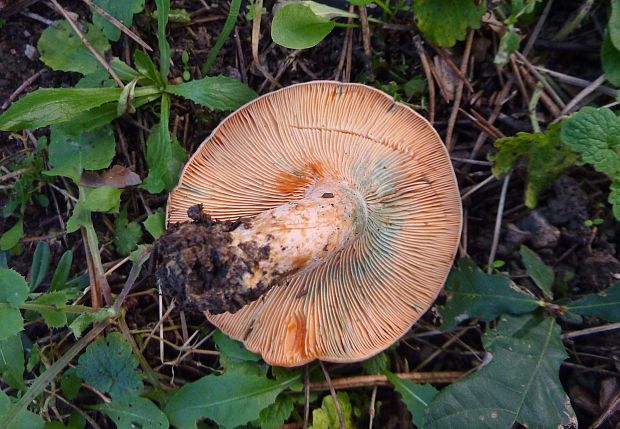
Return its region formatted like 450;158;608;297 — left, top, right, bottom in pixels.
518;210;560;249
24;44;37;61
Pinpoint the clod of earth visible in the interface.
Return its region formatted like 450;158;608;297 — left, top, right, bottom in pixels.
156;81;463;366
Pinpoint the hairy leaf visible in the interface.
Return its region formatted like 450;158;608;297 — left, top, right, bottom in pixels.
386;372;437;427
309;392;354;429
0;335;25;390
413;0;485;47
76;332;143;400
566;281;620;322
271;4;336;49
96;396;168;429
38;21;110;75
440;259;541;330
143;212;165;239
167;76;257;110
520;245;554;299
424;315;576;429
164;371;300;429
91;0;145;41
0;390;44;429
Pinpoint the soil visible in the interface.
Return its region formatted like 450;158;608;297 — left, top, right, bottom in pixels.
1;0;620;428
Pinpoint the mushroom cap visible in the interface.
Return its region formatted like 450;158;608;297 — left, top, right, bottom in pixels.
167;81;462;366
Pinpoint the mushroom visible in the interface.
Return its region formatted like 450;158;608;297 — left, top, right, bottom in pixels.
157;81;462;367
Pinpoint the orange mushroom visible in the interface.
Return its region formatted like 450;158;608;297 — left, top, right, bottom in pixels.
157;81;462;367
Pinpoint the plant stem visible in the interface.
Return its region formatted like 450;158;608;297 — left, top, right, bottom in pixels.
202;0;242;76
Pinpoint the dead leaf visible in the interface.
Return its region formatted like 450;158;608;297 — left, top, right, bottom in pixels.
80;165;141;188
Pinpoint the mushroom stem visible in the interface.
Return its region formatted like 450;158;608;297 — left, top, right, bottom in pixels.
156;180;367;314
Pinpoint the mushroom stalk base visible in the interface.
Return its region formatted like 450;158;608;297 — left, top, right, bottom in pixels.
155;180;366;314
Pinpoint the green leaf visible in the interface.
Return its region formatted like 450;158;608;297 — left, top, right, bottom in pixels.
309;392;354;429
0;390;44;429
76;332;143;400
560;106;620;177
0;309;23;342
164;371;300;429
46;125;116;182
134;50;164;87
566;281;620;322
114;208;143;256
602;31;620;87
111;57;141;81
423;315;576;429
142;96;186;193
0;219;23;251
494;28;519;67
50;250;73;291
67;186;123;233
0;268;29;308
75;67;116;89
61;368;82;400
30;291;71;328
413;0;485;47
490;123;577;208
440;259;541;330
29;241;50;291
299;1;358;19
610;0;620;51
38;21;110;74
91;0;145;41
385;372;437;427
520;245;554;299
96;396;168;429
611;177;620;220
0;87;122;132
155;0;171;79
143;212;165;239
202;0;242;75
271;4;336;49
0;335;25;390
361;352;390;374
252;395;295;429
214;330;261;362
167;76;257;110
69;308;112;338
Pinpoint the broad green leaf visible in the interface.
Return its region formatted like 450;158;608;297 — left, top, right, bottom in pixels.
143;212;165;239
66;186;123;234
214;330;261;362
423;315;576;429
29;241;50;291
50;250;73;291
0;309;23;341
494;27;519;67
413;0;485;47
361;351;389;374
111;57;142;81
76;332;143;400
29;291;71;328
134;50;164;87
0;87;121;131
560;107;620;177
602;32;620;87
46;125;116;182
75;67;116;89
114;208;143;256
91;0;145;41
0;335;25;390
610;0;620;51
0;390;44;429
271;4;336;49
566;281;620;322
96;396;168;429
164;371;300;429
385;372;437;427
309;392;354;429
611;178;620;220
61;368;82;400
520;245;554;299
0;268;29;308
0;219;23;251
252;395;296;429
440;259;541;330
167;76;257;110
490;123;577;208
38;21;110;75
155;0;171;79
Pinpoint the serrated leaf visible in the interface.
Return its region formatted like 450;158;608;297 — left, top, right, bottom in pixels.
167;76;257;110
520;245;554;299
271;4;336;49
252;394;295;429
96;396;168;429
30;291;71;328
440;259;541;330
29;241;50;291
602;31;620;88
309;392;354;429
45;125;116;182
0;219;23;251
0;87;122;131
0;268;29;308
114;208;143;256
413;0;485;47
489;123;577;208
143;212;165;239
561;106;620;177
385;372;437;427
423;315;576;429
0;335;25;390
0;390;44;429
38;21;110;75
91;0;145;41
566;281;620;322
76;332;143;400
164;371;300;429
